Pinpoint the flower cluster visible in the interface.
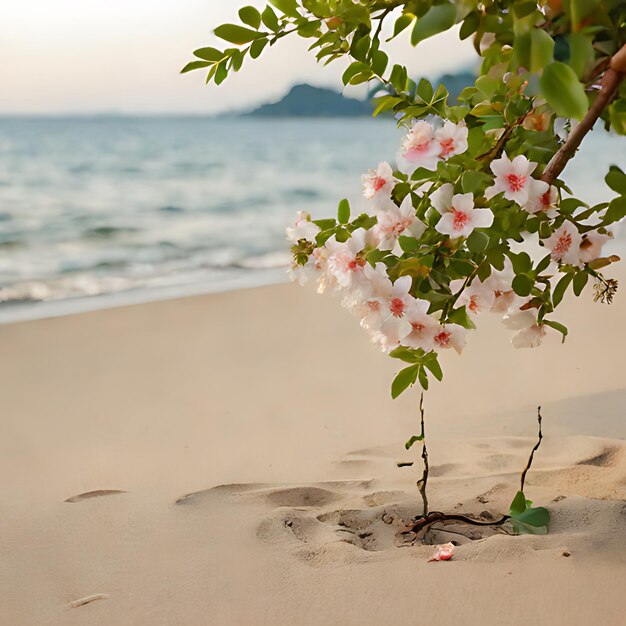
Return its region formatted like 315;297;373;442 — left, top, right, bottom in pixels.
287;116;617;393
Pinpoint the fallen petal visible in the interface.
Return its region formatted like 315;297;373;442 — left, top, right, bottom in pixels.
427;542;455;562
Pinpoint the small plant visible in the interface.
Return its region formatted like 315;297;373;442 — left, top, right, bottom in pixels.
186;1;624;535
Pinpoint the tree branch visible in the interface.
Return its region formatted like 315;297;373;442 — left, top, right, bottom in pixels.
542;45;626;185
520;406;543;493
416;393;429;517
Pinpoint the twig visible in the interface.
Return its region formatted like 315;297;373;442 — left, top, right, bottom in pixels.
520;406;543;493
401;511;510;537
416;393;429;517
542;45;626;184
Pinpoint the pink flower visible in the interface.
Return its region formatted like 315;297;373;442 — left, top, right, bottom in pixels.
485;153;539;207
503;312;547;348
449;277;496;316
431;184;494;238
286;211;320;244
523;181;557;215
428;542;455;562
433;324;467;354
362;162;395;206
579;232;612;264
325;229;368;289
402;300;438;352
435;121;468;159
545;222;582;266
373;195;426;251
397;121;440;174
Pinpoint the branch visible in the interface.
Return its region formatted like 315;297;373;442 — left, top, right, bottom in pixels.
542;45;626;185
415;393;429;517
520;406;543;493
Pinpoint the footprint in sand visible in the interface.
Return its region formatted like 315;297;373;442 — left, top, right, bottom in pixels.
64;490;127;503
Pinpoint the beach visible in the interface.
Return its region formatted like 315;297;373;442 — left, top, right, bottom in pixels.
0;275;625;625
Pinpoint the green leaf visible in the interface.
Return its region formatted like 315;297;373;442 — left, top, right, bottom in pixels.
389;12;415;40
466;230;489;253
389;346;423;363
509;251;533;274
605;166;626;195
417;366;429;390
508;490;550;534
372;50;389;77
411;3;457;46
193;47;224;62
337;198;350;224
540;62;588;120
552;273;574;307
250;38;269;59
530;29;554;73
181;60;211;74
261;6;280;31
269;0;300;18
342;61;370;85
509;491;529;517
573;271;589;296
423;355;443;382
568;0;600;30
543;319;569;342
238;6;261;29
214;62;228;85
214;24;262;45
512;274;534;297
405;434;424;450
603;196;626;225
568;33;594;78
391;365;419;399
447;308;476;330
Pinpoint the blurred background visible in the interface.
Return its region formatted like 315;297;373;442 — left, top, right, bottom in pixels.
1;1;624;322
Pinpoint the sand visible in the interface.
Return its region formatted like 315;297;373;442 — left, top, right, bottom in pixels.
0;274;624;625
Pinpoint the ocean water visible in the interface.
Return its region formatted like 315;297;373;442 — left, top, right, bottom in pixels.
0;116;624;322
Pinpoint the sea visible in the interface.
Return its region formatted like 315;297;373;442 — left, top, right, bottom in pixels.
0;116;624;323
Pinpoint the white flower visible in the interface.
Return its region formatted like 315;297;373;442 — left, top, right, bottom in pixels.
523;181;556;215
435;121;468;159
485;153;538;207
362;162;395;205
402;299;438;352
579;232;612;264
325;228;368;289
373;195;426;251
431;184;494;238
397;121;440;174
286;211;320;244
503;311;547;348
450;277;496;316
544;221;582;265
433;324;467;354
360;274;418;353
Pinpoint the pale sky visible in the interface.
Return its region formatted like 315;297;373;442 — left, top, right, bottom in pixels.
0;1;476;115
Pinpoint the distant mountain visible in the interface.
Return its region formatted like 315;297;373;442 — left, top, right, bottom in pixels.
243;71;476;118
244;84;371;118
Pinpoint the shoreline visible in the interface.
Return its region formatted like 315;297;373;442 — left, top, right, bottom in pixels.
0;267;288;325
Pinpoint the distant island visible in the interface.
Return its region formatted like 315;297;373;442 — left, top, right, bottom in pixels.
243;71;475;118
244;84;371;117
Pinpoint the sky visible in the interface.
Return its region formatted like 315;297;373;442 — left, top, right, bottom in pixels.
0;1;476;115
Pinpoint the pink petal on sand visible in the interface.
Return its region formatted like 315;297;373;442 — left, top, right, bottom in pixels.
427;542;455;562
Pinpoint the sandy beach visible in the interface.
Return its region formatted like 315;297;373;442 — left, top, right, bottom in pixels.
1;274;625;625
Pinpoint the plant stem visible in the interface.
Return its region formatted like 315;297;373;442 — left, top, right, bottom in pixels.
542;48;626;185
520;406;544;493
416;393;429;517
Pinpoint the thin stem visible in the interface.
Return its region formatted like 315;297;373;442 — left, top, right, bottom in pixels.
416;393;429;517
542;49;625;184
520;406;543;493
